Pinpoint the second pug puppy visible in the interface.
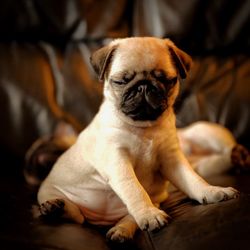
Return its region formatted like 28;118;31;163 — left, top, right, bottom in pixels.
38;37;238;242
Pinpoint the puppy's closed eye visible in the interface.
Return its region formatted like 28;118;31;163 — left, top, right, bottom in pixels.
112;72;136;85
165;77;178;86
151;70;177;86
112;79;126;85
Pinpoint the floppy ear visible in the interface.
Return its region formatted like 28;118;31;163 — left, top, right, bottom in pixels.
165;39;192;79
90;44;117;81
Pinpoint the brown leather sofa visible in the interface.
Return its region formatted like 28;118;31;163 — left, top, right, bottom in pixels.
0;1;250;249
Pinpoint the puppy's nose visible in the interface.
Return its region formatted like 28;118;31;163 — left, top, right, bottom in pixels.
137;84;146;93
137;80;156;93
136;81;165;109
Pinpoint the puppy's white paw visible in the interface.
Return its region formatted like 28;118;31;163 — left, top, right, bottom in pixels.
198;186;239;204
106;226;133;243
136;207;170;231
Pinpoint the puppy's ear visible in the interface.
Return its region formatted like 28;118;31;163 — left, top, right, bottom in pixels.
165;39;192;79
90;44;117;81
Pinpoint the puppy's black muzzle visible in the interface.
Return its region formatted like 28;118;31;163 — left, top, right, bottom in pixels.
121;80;168;121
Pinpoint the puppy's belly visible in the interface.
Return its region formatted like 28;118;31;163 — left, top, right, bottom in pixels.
57;185;128;225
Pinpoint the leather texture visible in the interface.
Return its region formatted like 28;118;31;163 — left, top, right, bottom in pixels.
0;0;250;249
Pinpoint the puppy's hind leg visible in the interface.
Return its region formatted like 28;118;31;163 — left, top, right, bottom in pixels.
38;185;84;224
106;214;138;243
39;198;84;224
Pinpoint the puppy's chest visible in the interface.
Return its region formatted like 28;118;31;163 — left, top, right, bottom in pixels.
129;135;160;171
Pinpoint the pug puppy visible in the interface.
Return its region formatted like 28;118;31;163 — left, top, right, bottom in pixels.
37;37;239;242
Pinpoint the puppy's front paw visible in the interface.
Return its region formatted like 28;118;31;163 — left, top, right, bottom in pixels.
106;226;133;243
136;207;170;232
199;186;239;204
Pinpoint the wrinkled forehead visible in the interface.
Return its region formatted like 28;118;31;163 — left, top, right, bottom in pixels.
109;40;176;77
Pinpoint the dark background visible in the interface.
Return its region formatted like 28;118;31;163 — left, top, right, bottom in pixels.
0;0;249;163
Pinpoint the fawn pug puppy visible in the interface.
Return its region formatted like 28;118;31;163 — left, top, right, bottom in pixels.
38;37;238;242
